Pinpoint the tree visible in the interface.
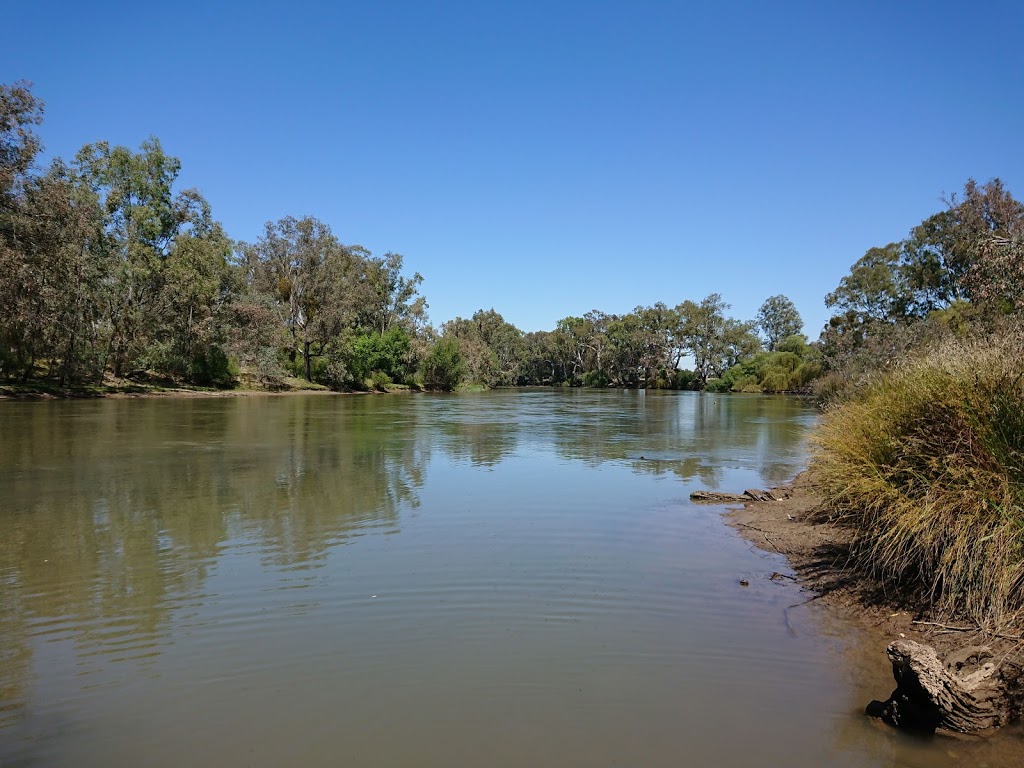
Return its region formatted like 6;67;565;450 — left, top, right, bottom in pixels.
676;294;763;387
605;313;645;387
71;137;211;377
358;252;427;336
756;295;803;351
242;216;360;382
970;233;1024;314
0;81;43;203
825;244;906;323
442;309;524;386
953;180;1024;313
0;86;110;383
150;225;236;385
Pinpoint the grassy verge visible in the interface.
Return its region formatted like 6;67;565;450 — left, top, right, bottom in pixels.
812;332;1024;628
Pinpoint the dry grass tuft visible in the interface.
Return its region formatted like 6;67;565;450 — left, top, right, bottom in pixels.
812;331;1024;629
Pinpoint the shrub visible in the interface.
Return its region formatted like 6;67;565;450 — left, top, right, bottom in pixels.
704;377;732;393
421;337;465;391
812;331;1024;627
673;369;696;389
367;370;393;391
582;369;609;388
347;327;412;385
188;345;238;387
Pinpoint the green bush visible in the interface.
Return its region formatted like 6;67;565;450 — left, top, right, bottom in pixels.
188;345;238;387
813;331;1024;627
421;337;465;391
583;369;610;388
673;369;696;389
366;370;393;391
346;328;412;385
704;377;732;393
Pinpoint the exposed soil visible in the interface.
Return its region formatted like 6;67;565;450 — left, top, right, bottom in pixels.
724;471;1024;658
723;472;1024;739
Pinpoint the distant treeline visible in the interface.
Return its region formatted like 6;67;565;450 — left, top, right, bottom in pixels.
2;81;1022;394
0;82;817;393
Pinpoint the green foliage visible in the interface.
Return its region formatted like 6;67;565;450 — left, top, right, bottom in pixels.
704;377;733;393
775;333;809;356
443;309;524;386
676;294;762;387
347;327;412;386
186;345;238;387
757;295;803;351
420;337;465;391
709;342;821;393
821;179;1024;378
366;370;393;391
813;331;1024;627
673;369;696;389
1;81;824;396
826;243;906;323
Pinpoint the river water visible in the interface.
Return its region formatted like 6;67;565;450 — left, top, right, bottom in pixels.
1;390;1021;766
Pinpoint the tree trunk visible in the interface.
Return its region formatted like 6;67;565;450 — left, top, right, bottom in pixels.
866;639;1012;734
303;340;311;382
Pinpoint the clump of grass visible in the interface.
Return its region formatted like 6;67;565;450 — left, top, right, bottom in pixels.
812;331;1024;628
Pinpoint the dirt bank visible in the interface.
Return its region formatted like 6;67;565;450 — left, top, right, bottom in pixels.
723;472;1024;739
725;471;1024;658
0;385;410;401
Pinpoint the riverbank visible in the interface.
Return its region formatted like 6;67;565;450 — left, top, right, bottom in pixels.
0;379;418;400
726;471;1024;659
725;471;1024;735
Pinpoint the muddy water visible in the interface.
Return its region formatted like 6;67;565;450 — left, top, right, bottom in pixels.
0;390;1022;767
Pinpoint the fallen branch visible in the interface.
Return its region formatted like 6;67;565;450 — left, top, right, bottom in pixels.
690;488;780;503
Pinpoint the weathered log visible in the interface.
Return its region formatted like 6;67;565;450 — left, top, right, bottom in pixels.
865;639;1009;734
689;489;780;503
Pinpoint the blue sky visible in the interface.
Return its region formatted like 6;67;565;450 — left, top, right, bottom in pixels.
5;1;1023;337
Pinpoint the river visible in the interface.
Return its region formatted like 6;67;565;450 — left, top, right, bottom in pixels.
0;390;1020;766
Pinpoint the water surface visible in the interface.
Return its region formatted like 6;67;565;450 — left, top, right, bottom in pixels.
1;391;1021;766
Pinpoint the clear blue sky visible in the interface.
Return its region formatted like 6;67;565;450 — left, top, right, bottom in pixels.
5;1;1023;337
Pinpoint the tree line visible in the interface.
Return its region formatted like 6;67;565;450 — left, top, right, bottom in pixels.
4;81;1020;395
1;82;819;393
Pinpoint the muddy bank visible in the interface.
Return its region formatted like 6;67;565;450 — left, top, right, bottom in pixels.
722;472;1024;738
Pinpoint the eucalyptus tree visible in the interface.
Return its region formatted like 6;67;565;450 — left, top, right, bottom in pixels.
0;83;109;383
552;316;592;383
442;309;525;386
0;81;45;378
71;138;213;377
358;251;428;336
0;81;42;205
676;294;762;386
756;295;803;351
151;224;236;384
605;313;646;386
242;216;362;382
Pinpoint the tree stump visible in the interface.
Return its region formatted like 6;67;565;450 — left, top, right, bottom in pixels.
866;639;1009;734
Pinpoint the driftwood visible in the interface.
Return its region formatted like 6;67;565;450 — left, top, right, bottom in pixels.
689;489;780;503
865;639;1009;733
